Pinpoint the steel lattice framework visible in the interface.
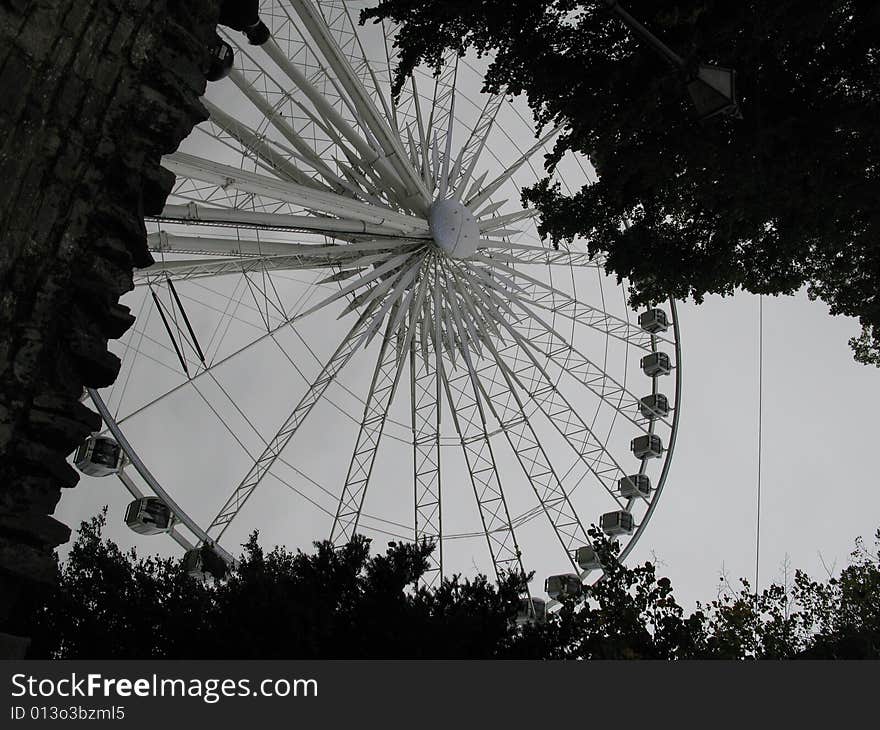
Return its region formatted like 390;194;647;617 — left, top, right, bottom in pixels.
83;0;682;600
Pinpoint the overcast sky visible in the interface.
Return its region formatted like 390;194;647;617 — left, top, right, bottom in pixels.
55;2;880;612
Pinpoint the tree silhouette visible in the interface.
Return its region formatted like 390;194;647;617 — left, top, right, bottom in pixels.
361;0;880;364
26;510;523;658
23;512;880;658
512;527;880;659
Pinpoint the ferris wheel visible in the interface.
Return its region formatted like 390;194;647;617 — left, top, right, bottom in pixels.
76;0;681;607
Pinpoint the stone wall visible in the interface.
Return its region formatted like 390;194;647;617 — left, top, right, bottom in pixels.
0;0;221;656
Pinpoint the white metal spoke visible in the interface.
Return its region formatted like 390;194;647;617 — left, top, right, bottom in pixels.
456;264;663;431
298;250;424;320
146;231;416;259
438;272;589;568
464;126;561;211
477;208;539;234
258;37;417;210
472;258;668;351
439;348;526;582
163;152;428;234
329;264;426;542
206;297;386;540
330;313;403;543
156;203;425;239
290;0;432;210
424;61;458;194
314;1;387;108
476;244;601;269
137;248;416;284
451;269;631;504
203;96;336;191
453;92;504;198
410;339;443;585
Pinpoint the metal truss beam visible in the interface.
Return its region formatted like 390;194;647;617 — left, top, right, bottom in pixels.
439;352;526;582
410;339;443;585
206;298;385;540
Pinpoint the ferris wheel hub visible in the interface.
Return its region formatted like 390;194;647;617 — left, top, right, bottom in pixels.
428;198;480;260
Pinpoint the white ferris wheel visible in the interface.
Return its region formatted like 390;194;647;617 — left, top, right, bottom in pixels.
76;0;681;609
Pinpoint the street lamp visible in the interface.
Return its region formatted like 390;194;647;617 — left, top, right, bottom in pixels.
687;63;740;120
603;0;741;121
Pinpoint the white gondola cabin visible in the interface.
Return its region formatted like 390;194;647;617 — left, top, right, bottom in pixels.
545;574;582;601
600;510;635;537
125;497;175;535
516;597;548;626
575;545;601;571
631;434;663;459
618;474;651;499
74;435;124;477
638;308;669;334
639;393;669;419
641;351;671;377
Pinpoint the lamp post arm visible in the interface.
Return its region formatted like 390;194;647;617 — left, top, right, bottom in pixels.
603;0;686;69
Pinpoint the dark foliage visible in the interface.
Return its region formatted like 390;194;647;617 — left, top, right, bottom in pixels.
25;510;523;658
23;511;880;659
512;527;880;659
361;0;880;363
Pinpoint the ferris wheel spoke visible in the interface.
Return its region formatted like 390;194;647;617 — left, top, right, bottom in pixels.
451;270;630;505
458;329;587;571
358;257;425;350
227;69;360;192
155;203;426;240
136;244;420;284
457;264;663;430
297;249;424;321
410;339;443;585
436;63;459;200
313;1;404;139
228;60;392;204
439;351;526;582
145;231;418;259
330;313;405;543
218;46;352;187
258;38;422;213
508;301;672;430
472;258;665;351
290;0;433;208
233;40;412;210
454;92;505;198
476;244;602;269
205;296;387;541
453;309;592;567
477;208;539;234
464;126;561;211
330;281;427;543
163;152;428;235
423;63;458;194
407;75;432;189
489;333;629;506
202;98;336;191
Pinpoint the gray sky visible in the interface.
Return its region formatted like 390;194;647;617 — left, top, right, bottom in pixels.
55;1;880;612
